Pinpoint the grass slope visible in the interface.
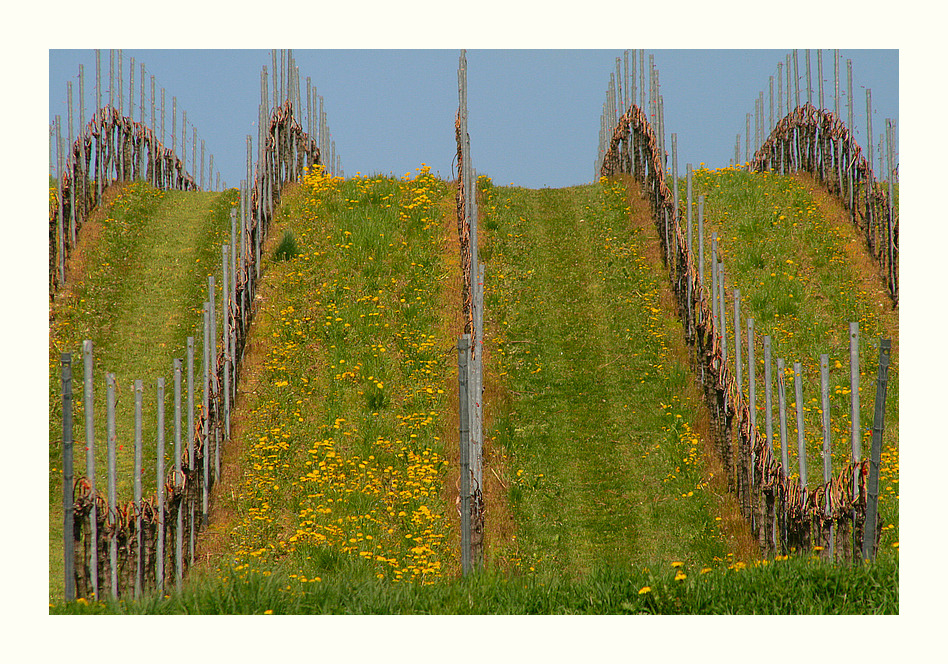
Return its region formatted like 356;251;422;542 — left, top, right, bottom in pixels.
49;182;237;601
683;166;899;556
49;172;897;615
189;166;462;596
479;176;741;576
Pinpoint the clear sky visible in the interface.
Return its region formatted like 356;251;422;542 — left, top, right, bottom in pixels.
48;48;897;190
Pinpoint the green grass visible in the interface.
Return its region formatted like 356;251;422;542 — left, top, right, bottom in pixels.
205;166;460;590
478;175;734;575
47;169;898;614
48;181;238;601
680;166;899;556
50;551;897;614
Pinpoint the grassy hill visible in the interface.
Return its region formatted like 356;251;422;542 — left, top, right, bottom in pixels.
48;169;897;614
48;182;238;601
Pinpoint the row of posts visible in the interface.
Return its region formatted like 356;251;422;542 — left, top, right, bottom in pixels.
600;91;892;561
456;50;485;576
598;49;667;182
50;49;220;194
266;49;342;179
60;201;258;601
50;49;220;293
59;62;327;601
735;49;897;185
739;51;898;303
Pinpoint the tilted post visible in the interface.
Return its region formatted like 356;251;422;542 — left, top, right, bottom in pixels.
862;339;891;562
458;335;472;577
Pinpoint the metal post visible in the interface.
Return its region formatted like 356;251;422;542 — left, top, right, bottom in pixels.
672;135;679;223
96;49;102;110
182;111;187;174
847;59;854;134
777;62;783;122
272;50;278;108
208;276;219;481
134;379;143;599
56;116;65;284
140;63;145;126
230;213;237;400
764;336;773;455
109;49;114;109
686;163;693;247
156;378;166;592
61;354;76;602
734;290;742;394
849;322;860;500
777;358;789;479
805;49;812;106
474;263;485;496
698;195;705;305
793;362;807;489
187;336;195;564
129;56;135;122
458;335;472;577
161;88;165;147
820;354;834;556
786;54;792;115
202;302;210;525
862;339;891;562
745;114;750;164
866;89;873;176
67;81;75;246
711;233;718;328
222;245;231;443
748;319;757;477
817;50;824;111
83;341;98;600
117;49;125;116
834;50;840;118
719;261;727;370
793;49;800;109
106;373;118;598
174;358;183;590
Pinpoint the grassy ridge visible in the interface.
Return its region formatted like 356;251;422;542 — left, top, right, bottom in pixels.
199;165;461;594
683;166;899;554
478;176;742;575
48;182;237;601
48;171;898;614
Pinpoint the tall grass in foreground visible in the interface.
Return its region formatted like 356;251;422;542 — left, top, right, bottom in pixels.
51;551;897;614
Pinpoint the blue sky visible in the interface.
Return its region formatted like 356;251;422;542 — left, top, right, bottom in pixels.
48;48;898;189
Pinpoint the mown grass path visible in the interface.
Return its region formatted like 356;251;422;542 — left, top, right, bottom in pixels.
49;183;236;601
482;178;737;577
